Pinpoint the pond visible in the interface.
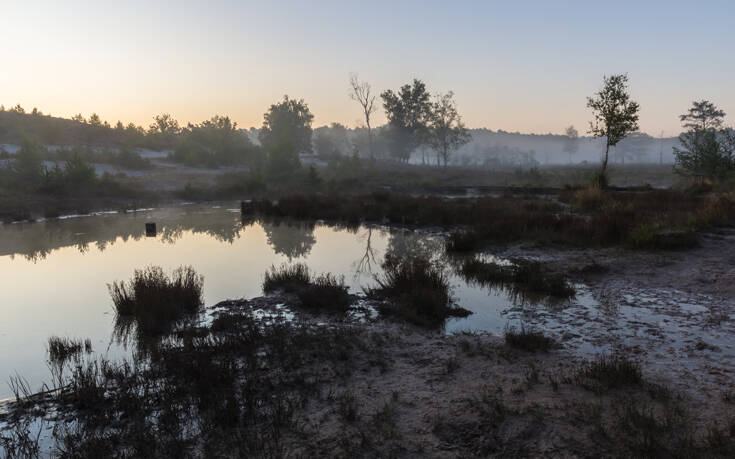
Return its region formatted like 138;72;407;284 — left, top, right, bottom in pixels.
0;203;572;400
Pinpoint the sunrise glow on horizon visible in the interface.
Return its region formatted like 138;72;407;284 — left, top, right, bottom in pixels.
1;0;733;136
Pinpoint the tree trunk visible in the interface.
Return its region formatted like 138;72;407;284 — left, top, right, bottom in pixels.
602;141;610;172
367;123;374;161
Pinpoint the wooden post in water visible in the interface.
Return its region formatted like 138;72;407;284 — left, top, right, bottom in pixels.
145;222;157;237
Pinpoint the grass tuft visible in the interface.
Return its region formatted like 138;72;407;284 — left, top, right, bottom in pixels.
461;258;574;303
575;354;642;393
108;265;203;335
297;273;351;313
262;263;311;293
504;324;553;352
369;254;469;327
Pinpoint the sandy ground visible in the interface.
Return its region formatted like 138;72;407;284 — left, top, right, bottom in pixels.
211;295;735;457
495;228;735;405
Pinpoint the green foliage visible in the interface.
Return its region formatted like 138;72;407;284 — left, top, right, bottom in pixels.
313;123;350;158
266;140;301;176
381;79;432;162
172;115;257;167
370;254;468;327
587;74;640;171
630;222;697;250
13;137;46;186
427;91;471;167
297;273;351;313
259;95;314;155
674;101;734;180
108;266;204;335
262;263;312;293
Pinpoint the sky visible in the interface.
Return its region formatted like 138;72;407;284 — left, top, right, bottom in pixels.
1;0;733;136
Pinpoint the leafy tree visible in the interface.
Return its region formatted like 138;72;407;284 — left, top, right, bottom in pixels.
349;73;377;160
313;123;350;159
62;153;97;186
259;96;314;155
381;79;432;162
680;100;725;131
674;100;734;180
174;115;256;167
149;113;180;135
88;113;102;126
563;125;579;163
147;113;181;150
259;96;313;175
587;74;640;173
13;137;46;186
427;91;470;167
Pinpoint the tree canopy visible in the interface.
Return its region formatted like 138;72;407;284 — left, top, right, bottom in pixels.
674;100;734;180
381;79;432;162
427;91;470;167
587;74;640;172
258;96;314;154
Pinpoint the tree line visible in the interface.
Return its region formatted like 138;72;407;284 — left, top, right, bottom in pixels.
2;73;734;182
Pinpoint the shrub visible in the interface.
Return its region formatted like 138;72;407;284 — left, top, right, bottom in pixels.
108;266;204;335
460;258;574;301
370;254;468;327
297;274;350;313
691;192;735;229
630;222;697;250
572;186;608;213
262;263;311;293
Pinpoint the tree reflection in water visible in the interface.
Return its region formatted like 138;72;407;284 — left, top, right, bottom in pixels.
261;219;316;260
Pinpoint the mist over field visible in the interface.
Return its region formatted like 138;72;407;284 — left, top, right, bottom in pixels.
2;2;735;457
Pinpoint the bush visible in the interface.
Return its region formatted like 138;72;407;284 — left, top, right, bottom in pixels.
370;254;468;327
460;258;575;301
262;263;311;293
297;274;351;313
630;222;697;250
572;187;608;213
108;266;204;335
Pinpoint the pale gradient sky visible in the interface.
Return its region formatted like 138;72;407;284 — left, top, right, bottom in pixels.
1;0;733;135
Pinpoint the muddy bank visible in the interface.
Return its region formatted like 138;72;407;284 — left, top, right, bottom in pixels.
4;293;733;457
494;227;735;405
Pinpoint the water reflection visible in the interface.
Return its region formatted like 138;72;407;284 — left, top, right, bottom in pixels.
261;220;316;259
0;205;578;399
353;228;379;278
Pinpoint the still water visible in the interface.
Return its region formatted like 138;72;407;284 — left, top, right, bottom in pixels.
0;204;525;400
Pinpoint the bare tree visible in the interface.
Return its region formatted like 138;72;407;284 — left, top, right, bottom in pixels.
349;73;377;160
